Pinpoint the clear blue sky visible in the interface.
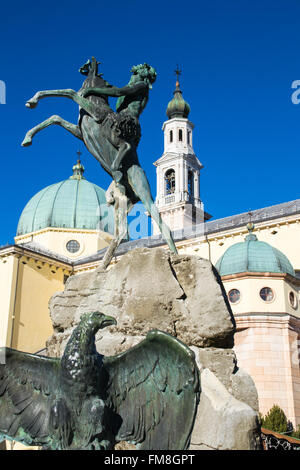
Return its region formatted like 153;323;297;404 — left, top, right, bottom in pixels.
0;0;300;245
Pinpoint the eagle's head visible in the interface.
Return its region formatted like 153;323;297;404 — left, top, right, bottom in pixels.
80;312;117;333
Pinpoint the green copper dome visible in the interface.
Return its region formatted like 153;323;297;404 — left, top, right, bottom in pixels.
215;225;295;277
17;161;114;236
166;78;190;119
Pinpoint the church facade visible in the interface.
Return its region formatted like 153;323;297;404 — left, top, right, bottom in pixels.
1;78;299;431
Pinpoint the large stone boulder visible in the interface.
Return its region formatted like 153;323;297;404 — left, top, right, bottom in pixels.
190;369;260;450
47;247;261;450
48;247;235;355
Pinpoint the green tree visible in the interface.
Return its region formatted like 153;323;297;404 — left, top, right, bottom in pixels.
261;405;288;433
291;426;300;440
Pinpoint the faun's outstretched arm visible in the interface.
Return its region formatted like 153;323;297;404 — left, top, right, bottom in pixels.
82;82;147;99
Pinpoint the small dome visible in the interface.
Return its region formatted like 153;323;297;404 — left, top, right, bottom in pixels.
166;79;190;119
215;227;295;277
17;161;114;236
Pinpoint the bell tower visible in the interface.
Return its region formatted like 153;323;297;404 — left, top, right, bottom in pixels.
153;69;210;235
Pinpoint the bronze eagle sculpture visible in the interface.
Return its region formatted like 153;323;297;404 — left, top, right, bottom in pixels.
0;312;199;450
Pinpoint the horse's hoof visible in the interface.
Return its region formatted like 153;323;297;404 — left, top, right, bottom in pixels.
26;100;37;109
113;171;123;183
21;137;32;147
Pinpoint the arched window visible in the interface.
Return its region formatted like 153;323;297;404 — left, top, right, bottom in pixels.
188;170;194;198
165;169;175;195
170;130;173;143
187;130;191;145
178;129;183;141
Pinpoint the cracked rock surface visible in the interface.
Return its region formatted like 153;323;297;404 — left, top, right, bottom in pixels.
47;247;235;356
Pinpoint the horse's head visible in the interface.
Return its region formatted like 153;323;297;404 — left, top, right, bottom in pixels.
78;57;109;102
79;57;102;78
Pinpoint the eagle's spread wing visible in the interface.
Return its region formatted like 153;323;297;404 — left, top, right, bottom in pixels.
102;331;200;450
0;347;60;447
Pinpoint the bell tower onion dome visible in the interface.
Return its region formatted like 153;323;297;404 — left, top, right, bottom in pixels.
166;68;191;119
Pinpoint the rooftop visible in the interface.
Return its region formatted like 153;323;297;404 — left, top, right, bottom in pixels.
4;198;300;269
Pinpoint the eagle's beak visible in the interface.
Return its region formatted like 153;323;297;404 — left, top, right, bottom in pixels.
102;315;117;328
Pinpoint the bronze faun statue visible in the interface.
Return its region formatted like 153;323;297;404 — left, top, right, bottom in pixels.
22;58;178;267
0;313;199;450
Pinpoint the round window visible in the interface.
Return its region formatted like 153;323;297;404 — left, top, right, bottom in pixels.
289;291;297;309
66;240;80;253
228;289;241;304
260;287;274;302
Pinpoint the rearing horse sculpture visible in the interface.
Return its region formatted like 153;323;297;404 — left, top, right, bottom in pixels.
22;58;177;267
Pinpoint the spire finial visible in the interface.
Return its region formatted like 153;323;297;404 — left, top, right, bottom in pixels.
245;209;257;241
76;149;82;164
174;65;181;88
247;210;254;233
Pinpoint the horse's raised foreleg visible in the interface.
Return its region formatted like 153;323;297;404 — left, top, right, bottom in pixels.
26;89;102;122
26;89;77;108
22;115;82;147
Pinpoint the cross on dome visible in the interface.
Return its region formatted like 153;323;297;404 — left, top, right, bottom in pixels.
174;65;182;88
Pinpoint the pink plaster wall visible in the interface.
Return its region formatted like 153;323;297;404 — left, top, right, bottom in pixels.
234;315;300;427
